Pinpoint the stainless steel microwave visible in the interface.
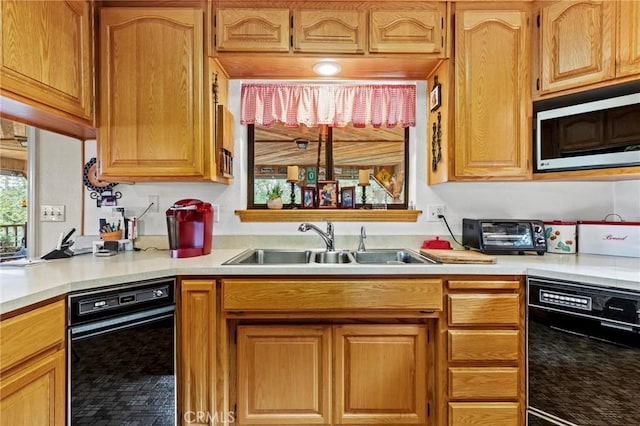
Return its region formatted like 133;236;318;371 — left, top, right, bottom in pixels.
534;82;640;172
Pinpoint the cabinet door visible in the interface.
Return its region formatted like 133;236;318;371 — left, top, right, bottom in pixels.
237;325;331;425
334;325;427;424
617;0;640;78
454;6;530;179
98;8;204;180
0;0;92;120
179;280;216;426
370;7;445;54
293;10;366;53
216;8;289;52
539;1;615;93
0;349;65;426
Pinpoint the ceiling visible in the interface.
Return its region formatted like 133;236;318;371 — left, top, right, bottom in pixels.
254;123;405;166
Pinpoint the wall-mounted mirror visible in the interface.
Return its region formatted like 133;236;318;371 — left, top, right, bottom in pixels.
248;123;408;209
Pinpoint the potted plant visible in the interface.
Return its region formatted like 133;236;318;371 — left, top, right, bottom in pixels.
266;184;284;209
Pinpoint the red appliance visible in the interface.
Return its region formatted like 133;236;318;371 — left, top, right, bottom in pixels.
166;199;213;258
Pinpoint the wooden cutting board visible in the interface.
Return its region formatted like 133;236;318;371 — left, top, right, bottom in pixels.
420;249;497;264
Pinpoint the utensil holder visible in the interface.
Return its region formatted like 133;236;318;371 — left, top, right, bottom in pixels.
100;230;123;241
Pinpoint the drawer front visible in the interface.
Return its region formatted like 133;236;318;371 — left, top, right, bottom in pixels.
0;300;65;372
223;279;443;311
448;367;519;400
448;294;519;326
449;402;519;426
448;330;519;362
448;280;520;290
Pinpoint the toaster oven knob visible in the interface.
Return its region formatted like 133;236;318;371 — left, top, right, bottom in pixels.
534;225;543;233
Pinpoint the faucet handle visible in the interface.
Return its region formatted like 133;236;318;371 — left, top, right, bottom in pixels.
325;220;334;233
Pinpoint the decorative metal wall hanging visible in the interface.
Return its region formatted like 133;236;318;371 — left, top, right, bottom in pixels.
83;157;122;206
431;112;442;172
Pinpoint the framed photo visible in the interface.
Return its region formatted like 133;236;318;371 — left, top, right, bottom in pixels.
340;186;355;209
430;79;441;112
317;180;338;209
301;186;316;209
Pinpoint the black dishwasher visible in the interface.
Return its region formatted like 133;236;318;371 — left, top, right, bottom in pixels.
527;277;640;426
67;278;176;425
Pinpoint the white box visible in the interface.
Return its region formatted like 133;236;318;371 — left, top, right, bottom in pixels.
577;221;640;258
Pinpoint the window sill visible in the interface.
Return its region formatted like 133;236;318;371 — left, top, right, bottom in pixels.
235;209;422;222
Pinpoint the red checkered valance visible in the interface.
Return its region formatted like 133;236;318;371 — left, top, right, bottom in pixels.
240;83;416;128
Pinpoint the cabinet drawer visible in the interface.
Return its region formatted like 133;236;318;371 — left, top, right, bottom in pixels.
0;300;65;373
448;330;519;362
448;367;519;400
448;294;519;326
449;402;519;426
223;279;442;311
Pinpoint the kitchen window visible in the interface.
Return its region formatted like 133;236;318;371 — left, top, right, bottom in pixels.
241;82;415;210
248;123;409;209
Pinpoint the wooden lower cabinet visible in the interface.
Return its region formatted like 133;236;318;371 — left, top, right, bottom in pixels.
444;279;524;426
0;349;66;426
237;325;331;424
179;280;217;426
0;299;66;426
236;324;427;425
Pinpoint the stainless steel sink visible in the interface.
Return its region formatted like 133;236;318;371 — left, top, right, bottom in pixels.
314;251;353;264
352;249;436;264
223;248;435;265
222;249;313;265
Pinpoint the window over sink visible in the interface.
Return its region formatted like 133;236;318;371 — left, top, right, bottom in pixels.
248;122;409;209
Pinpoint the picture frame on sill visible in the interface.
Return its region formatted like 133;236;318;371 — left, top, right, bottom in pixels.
340;186;355;209
317;180;338;209
430;77;441;112
302;186;316;209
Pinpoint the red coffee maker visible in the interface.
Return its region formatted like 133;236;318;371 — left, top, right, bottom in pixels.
166;199;213;258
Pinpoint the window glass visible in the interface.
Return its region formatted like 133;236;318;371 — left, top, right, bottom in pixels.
249;123;408;208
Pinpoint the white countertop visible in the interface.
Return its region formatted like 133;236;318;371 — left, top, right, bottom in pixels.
1;248;639;315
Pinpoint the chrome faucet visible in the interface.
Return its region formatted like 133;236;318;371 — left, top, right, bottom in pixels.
357;226;367;252
298;221;335;251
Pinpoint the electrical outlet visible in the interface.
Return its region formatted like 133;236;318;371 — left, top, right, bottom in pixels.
148;195;159;213
427;204;445;222
213;204;220;223
40;204;66;222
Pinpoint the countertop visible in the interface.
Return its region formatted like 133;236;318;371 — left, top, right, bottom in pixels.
1;248;639;315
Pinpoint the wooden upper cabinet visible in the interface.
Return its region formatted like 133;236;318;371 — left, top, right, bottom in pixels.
539;1;616;94
454;5;531;180
0;0;92;121
293;10;366;53
216;8;290;52
98;8;205;181
370;6;446;54
617;0;640;78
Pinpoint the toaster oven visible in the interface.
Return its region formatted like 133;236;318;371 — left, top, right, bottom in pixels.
462;219;547;255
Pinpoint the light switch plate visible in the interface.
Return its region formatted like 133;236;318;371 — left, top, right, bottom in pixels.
40;204;66;222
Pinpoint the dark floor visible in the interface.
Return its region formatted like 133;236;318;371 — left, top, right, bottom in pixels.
70;320;175;425
528;318;640;426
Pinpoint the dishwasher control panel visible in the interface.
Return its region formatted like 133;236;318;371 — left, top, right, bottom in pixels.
68;278;175;325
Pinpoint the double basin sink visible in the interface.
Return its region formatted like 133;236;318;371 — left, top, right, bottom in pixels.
223;248;437;265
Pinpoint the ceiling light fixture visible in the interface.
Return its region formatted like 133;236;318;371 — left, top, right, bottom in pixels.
313;61;342;76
